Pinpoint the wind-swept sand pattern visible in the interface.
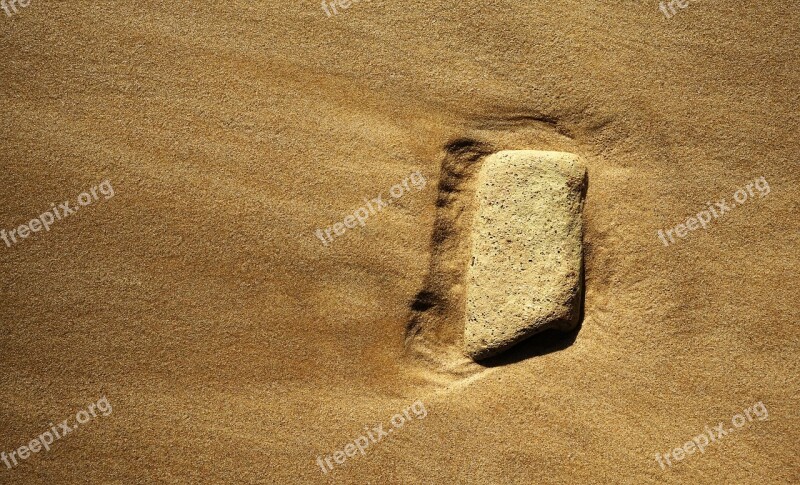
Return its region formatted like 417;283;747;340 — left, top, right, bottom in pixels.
0;1;797;484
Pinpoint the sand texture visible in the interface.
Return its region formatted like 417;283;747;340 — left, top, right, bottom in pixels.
0;1;798;484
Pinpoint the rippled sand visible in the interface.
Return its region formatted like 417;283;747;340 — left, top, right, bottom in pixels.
0;1;797;483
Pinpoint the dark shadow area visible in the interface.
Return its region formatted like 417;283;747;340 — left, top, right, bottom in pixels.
476;311;582;368
409;290;438;313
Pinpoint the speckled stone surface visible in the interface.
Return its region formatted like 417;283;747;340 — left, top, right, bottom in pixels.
464;150;587;360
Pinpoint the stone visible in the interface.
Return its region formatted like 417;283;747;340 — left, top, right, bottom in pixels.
464;150;586;360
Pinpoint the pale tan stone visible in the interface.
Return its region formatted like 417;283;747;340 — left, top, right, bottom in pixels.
464;150;586;360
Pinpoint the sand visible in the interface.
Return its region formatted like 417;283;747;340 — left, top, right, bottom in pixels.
0;1;797;483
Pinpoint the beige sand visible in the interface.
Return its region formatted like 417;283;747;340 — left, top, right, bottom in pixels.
0;1;797;483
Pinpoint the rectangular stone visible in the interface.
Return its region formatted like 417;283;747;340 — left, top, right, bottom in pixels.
464;150;586;360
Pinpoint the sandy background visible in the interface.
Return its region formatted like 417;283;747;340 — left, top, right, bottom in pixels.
1;1;798;483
